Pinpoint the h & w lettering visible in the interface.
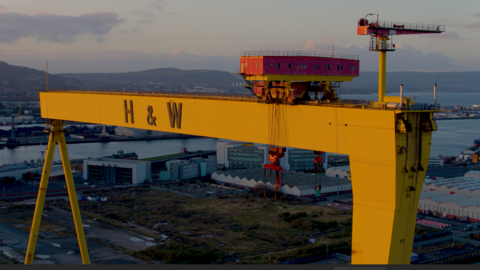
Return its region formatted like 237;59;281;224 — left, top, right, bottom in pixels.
166;102;182;129
124;100;134;124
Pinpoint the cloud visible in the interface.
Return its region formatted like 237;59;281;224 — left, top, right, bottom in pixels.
121;28;142;34
0;37;477;73
0;11;125;44
137;19;154;24
465;22;480;30
419;31;468;40
474;12;480;18
131;10;155;19
149;0;165;12
262;38;467;72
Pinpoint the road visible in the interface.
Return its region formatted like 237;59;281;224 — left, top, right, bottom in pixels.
0;205;152;264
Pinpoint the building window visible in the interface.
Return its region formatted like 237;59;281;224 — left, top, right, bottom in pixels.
289;63;291;69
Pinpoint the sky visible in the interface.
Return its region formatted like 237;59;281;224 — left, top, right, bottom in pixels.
0;0;480;73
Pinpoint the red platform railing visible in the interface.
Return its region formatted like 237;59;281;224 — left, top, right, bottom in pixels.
240;51;359;60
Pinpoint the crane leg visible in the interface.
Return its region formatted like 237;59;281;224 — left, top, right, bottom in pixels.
24;120;90;265
24;127;57;264
58;129;90;264
350;113;431;264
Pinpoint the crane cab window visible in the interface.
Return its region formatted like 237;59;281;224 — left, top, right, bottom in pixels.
350;65;356;71
255;63;258;68
289;63;292;69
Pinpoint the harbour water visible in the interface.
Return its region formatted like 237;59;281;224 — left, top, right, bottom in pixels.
341;92;480;107
0;118;477;165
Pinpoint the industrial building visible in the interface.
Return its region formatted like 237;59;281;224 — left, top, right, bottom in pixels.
216;141;327;171
418;171;480;222
103;150;138;160
422;171;480;198
0;164;81;183
211;168;352;197
417;190;480;222
83;158;151;185
160;156;217;181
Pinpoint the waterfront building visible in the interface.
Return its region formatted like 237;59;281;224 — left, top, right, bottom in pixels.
163;157;217;181
0;164;81;183
83;158;151;185
216;141;326;171
103;150;138;160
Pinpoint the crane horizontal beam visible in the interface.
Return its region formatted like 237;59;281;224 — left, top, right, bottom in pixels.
39;90;435;264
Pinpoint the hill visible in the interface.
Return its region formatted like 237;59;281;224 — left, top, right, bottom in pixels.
0;61;83;100
60;68;244;88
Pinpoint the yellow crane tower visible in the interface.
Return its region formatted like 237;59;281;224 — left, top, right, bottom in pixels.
24;15;445;265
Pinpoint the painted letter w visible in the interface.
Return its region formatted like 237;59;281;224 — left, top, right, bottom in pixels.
166;102;182;129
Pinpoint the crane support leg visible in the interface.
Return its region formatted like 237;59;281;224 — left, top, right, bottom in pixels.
378;50;386;102
350;112;432;264
24;120;90;265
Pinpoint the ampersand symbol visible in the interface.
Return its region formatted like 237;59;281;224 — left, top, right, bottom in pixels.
147;106;157;126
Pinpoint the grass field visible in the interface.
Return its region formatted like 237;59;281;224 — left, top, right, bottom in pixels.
0;185;448;264
56;187;353;264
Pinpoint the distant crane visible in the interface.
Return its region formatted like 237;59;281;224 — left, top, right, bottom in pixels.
7;91;27;146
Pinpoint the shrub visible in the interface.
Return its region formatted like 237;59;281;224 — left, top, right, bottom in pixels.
138;241;221;264
291;219;312;230
280;212;307;223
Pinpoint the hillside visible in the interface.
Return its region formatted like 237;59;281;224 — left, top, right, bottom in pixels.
1;59;479;99
0;61;83;100
60;68;244;88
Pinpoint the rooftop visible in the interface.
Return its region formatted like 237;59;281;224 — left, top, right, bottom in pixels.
87;158;149;164
214;168;351;190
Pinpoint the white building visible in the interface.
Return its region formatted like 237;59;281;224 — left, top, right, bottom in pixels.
211;168;352;197
83;158;151;185
326;166;351;179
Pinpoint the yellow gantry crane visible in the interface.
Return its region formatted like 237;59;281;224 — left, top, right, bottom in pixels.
25;16;445;265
